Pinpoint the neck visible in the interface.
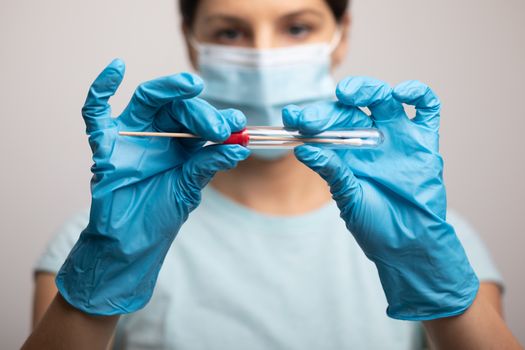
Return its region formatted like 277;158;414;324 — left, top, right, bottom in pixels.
210;152;332;215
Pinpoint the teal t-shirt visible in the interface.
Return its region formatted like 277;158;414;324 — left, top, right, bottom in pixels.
35;187;503;350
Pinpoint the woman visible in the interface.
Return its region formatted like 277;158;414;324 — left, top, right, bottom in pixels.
24;0;522;349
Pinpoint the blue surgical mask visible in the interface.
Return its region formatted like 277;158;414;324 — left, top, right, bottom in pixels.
191;33;340;159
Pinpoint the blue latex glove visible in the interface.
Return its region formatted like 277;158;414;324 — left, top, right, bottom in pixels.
283;77;479;321
56;59;250;316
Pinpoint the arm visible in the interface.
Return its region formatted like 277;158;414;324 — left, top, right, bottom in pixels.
424;283;522;350
30;273;116;349
285;77;523;348
23;59;249;347
23;293;118;350
32;273;57;329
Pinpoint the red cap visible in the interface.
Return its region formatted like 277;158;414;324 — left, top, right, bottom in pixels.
222;129;250;146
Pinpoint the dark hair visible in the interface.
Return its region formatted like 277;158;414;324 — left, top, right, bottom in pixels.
180;0;350;28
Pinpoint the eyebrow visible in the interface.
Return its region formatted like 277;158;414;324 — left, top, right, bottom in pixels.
280;9;325;20
204;15;249;26
204;9;325;25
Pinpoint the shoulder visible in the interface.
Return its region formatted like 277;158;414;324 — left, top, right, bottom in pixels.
448;209;492;253
34;210;89;274
447;209;479;236
448;209;504;287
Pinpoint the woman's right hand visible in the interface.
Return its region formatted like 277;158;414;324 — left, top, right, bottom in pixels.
56;59;250;316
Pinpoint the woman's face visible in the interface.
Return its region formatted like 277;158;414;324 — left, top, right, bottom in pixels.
185;0;350;67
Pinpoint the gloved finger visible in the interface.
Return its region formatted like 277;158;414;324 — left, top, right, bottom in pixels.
175;145;251;208
119;73;204;131
283;102;372;135
154;105;246;134
392;80;441;131
336;76;405;122
219;108;247;132
170;108;246;154
159;99;246;143
81;58;125;134
294;145;362;206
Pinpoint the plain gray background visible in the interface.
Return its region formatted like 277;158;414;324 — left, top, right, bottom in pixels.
1;0;524;348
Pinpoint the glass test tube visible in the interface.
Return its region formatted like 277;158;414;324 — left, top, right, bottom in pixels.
238;126;384;149
119;127;384;149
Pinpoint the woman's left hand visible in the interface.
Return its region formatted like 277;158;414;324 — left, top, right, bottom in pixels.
283;77;479;321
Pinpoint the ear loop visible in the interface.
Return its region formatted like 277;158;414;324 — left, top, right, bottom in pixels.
188;35;209;73
188;35;203;53
328;27;344;54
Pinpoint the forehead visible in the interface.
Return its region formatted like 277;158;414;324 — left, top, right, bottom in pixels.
196;0;333;20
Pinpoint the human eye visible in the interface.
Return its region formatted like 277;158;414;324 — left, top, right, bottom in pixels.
213;27;245;44
286;23;313;39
